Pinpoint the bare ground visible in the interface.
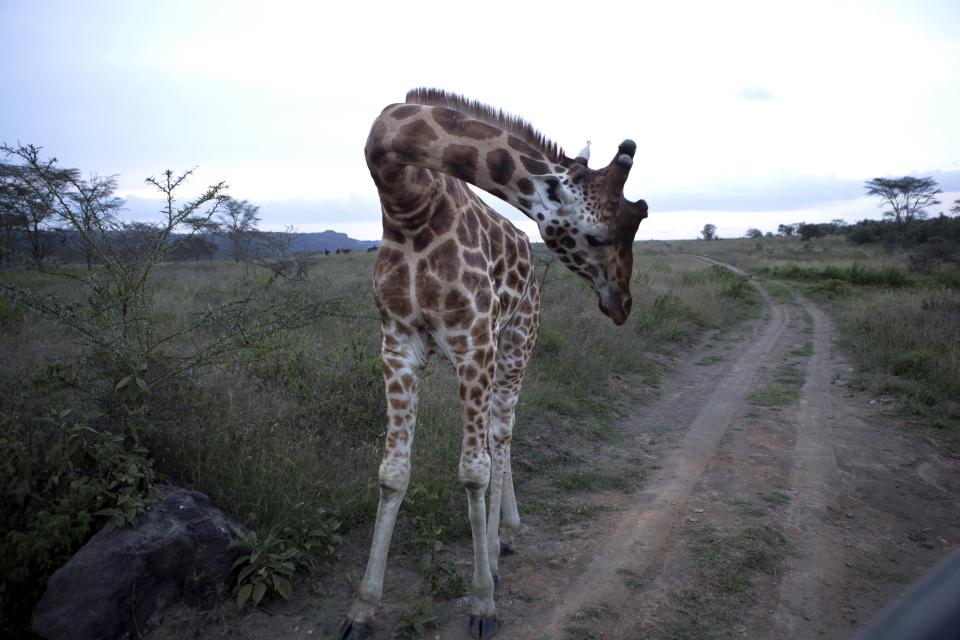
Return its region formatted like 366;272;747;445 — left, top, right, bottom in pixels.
149;275;960;640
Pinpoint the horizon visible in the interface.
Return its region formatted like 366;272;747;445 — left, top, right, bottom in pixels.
3;1;959;241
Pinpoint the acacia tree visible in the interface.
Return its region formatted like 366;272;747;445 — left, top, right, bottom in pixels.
777;223;798;237
0;159;72;268
701;223;718;240
745;228;762;238
951;199;960;216
217;197;261;262
864;176;941;225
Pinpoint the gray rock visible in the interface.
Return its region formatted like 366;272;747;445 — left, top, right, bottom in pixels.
32;485;244;640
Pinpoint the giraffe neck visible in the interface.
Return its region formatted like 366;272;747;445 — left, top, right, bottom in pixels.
365;102;569;224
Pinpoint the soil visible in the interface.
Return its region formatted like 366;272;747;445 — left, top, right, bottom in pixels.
148;266;960;640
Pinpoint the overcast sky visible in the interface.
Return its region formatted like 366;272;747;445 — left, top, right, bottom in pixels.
2;0;958;240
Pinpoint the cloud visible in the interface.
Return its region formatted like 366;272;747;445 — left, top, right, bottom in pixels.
738;87;775;101
649;170;960;213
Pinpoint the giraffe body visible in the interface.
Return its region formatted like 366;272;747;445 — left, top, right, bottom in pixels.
339;90;647;639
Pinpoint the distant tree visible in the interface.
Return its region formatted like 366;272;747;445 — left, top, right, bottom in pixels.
799;222;825;241
864;176;941;225
701;223;718;240
951;199;960;216
0;158;70;268
764;231;774;238
171;233;217;261
745;228;763;238
217;197;261;262
777;223;798;237
69;174;124;269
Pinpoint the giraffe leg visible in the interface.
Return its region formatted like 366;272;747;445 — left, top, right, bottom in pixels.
499;449;521;556
487;293;539;572
485;392;516;579
340;334;428;638
453;347;498;638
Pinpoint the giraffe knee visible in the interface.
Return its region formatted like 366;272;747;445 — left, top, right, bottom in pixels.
378;458;410;495
458;451;491;491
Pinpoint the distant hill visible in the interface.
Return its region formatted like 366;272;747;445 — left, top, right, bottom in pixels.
288;230;378;253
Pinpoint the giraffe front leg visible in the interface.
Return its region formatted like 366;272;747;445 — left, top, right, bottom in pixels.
485;400;515;579
499;453;521;556
339;335;426;640
455;348;499;639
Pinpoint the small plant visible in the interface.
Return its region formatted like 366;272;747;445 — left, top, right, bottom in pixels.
229;529;297;608
393;595;438;639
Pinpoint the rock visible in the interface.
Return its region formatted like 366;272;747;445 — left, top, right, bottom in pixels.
32;485;244;640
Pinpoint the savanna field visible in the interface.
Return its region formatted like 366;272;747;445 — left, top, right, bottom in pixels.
2;234;960;637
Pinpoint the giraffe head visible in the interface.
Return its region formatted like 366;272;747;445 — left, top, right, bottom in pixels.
533;139;648;325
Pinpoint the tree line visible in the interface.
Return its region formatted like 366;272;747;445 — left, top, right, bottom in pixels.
0;145;330;280
700;175;959;251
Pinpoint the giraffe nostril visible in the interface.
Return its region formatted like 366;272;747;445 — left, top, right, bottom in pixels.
622;296;632;316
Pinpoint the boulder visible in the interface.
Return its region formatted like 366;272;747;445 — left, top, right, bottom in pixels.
32;485;244;640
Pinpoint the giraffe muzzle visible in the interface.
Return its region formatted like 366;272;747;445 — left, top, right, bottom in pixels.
599;293;632;326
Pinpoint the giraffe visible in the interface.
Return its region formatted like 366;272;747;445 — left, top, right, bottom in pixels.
338;89;648;640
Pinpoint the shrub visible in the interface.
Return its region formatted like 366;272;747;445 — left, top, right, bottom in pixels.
0;409;154;635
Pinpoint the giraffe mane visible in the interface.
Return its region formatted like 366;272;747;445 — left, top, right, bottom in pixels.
405;88;566;163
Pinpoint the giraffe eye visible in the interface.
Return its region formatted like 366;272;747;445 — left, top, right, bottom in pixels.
585;234;613;247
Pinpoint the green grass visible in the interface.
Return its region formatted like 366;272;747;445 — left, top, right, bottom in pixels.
750;361;806;408
658;525;788;640
554;467;647;494
760;490;791;506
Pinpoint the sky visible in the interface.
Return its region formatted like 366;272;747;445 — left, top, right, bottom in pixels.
2;0;959;240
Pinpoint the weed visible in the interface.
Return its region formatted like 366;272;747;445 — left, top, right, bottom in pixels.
229;529;297;608
617;566;645;589
695;354;725;366
791;342;814;357
658;525;788;639
760;490;791;506
555;468;646;494
393;595;438;639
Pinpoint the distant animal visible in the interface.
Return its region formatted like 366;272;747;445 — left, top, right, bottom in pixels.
338;88;647;640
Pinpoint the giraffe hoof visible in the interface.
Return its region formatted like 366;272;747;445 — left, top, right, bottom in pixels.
499;541;517;557
469;614;499;639
337;618;372;640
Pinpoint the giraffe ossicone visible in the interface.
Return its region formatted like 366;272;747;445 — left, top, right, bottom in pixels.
337;89;648;640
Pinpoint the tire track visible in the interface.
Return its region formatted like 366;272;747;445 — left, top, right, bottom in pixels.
771;298;844;635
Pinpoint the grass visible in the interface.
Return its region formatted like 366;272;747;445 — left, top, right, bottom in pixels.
658;525;788;640
554;467;647;493
675;236;960;452
695;354;725;366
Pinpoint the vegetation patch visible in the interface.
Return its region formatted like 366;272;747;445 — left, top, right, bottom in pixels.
658;526;788;640
758;262;914;288
555;467;647;494
750;363;805;407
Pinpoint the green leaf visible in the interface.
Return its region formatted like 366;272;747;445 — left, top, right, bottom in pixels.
252;581;267;605
231;554;251;570
115;375;132;391
236;583;253;608
273;575;293;600
237;564;257;584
